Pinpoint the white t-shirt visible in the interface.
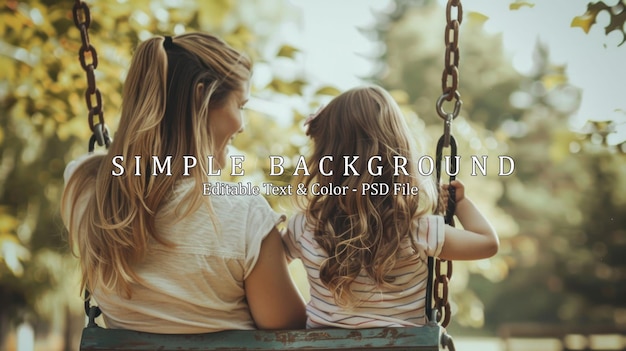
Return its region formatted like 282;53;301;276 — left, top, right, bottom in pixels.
282;213;444;329
64;155;285;333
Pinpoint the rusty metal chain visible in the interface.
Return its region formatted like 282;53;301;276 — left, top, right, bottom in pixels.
73;0;105;322
72;0;111;151
440;0;462;102
432;0;464;331
433;133;456;329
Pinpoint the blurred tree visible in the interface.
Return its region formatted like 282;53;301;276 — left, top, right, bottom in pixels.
563;154;626;324
480;42;626;328
510;0;626;150
375;0;626;333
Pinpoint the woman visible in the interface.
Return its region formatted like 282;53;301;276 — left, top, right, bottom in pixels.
62;33;306;334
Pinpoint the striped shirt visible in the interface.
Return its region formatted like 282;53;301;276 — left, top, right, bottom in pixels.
282;213;445;329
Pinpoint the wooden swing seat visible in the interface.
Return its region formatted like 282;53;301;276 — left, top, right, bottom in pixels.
79;323;448;351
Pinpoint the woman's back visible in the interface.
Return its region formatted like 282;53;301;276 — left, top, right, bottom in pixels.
62;33;306;333
65;157;287;333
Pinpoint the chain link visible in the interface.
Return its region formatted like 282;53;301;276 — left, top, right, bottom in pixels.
432;0;464;330
441;0;462;101
72;0;110;151
73;2;106;322
433;133;457;328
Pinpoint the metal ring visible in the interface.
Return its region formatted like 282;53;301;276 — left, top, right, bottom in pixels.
88;134;96;153
436;91;462;119
93;123;110;147
88;124;111;151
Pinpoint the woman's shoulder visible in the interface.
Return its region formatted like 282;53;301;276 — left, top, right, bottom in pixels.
64;153;105;184
204;182;284;225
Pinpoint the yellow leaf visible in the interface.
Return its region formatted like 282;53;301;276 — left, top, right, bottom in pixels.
571;13;596;34
57;116;91;141
268;79;305;96
198;0;233;30
224;25;256;51
230;25;254;42
389;89;410;104
467;11;489;25
314;86;341;96
542;73;567;90
0;233;19;244
0;214;19;233
509;2;535;10
277;45;300;59
550;130;578;163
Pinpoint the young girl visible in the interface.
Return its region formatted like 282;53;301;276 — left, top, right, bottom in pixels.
282;85;498;329
61;33;306;333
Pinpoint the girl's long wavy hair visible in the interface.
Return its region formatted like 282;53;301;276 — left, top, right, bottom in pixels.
61;33;251;298
298;85;437;307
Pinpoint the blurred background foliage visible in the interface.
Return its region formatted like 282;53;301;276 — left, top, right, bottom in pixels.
1;0;625;349
376;0;626;332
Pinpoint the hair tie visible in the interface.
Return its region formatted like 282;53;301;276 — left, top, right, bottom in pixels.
163;36;174;50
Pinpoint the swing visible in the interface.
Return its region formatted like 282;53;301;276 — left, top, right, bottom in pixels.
71;1;463;350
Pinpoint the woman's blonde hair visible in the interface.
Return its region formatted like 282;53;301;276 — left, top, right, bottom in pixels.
298;85;437;306
61;33;251;298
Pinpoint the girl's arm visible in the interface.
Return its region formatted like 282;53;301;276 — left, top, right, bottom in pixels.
245;228;307;329
439;180;499;260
